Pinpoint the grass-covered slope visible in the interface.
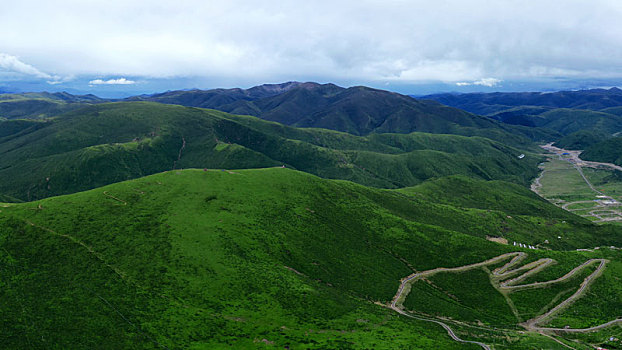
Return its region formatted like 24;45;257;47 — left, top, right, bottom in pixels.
0;92;105;119
489;108;622;136
553;130;611;150
1;169;620;349
580;136;622;165
0;102;541;201
535;109;622;135
401;175;581;217
396;175;622;249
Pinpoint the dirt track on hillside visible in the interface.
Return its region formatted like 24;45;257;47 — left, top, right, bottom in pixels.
389;252;616;348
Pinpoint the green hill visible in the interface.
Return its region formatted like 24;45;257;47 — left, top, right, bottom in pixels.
580;136;622;165
483;108;622;137
0;92;105;119
1;169;620;349
497;108;622;137
0;102;541;201
400;175;580;217
602;106;622;117
536;109;622;135
553;130;611;150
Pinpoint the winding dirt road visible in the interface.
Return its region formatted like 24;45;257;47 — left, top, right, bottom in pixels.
389;252;617;348
390;306;492;350
521;259;608;330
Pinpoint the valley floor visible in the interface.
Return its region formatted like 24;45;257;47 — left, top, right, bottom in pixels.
534;143;622;224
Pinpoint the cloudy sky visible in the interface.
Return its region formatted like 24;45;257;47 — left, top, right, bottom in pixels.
1;0;621;96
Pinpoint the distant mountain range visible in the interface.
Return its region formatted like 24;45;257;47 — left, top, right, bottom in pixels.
5;83;622;145
129;82;538;140
422;88;622;136
422;87;622;114
1;82;556;146
3;83;622;349
0;91;106;119
0;102;539;201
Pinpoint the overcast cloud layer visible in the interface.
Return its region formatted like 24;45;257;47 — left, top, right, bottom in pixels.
1;0;621;93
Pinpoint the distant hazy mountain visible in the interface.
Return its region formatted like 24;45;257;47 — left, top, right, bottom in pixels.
0;91;107;119
126;81;315;106
127;82;555;145
422;88;622;115
0;82;559;143
422;88;622;136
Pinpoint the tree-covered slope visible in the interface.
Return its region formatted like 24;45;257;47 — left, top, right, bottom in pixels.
0;102;541;201
1;169;620;349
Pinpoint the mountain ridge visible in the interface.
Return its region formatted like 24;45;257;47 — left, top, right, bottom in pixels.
0;101;540;201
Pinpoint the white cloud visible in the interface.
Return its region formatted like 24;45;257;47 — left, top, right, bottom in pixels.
456;78;502;87
88;78;136;85
474;78;502;87
0;53;51;79
0;1;621;86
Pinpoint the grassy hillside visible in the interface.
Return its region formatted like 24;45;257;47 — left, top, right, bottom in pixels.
0;92;105;119
553;130;611;150
535;109;622;135
602;106;622;117
396;175;622;249
1;169;620;349
401;175;581;217
580;136;622;165
485;108;622;136
0;102;541;201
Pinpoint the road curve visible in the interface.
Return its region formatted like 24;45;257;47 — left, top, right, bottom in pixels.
389;252;617;346
532;318;622;333
389;305;491;350
389;253;528;350
522;259;608;330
